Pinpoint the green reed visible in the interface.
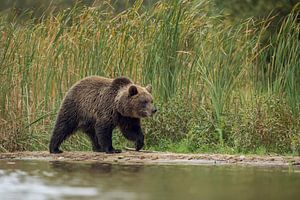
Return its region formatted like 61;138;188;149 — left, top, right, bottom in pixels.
0;0;299;153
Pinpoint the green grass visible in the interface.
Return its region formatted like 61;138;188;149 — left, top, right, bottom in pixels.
0;0;299;155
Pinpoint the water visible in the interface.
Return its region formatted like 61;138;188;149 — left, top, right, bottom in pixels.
0;160;300;200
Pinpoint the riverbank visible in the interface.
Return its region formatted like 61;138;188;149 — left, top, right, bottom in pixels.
1;151;300;168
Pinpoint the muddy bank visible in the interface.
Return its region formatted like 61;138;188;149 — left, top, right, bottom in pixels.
1;151;300;167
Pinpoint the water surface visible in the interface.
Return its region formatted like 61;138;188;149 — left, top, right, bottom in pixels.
0;160;299;200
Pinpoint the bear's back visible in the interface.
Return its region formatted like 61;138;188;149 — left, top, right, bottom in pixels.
72;76;132;92
63;76;132;119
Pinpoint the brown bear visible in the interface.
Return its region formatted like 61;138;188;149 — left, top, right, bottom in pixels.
49;76;156;154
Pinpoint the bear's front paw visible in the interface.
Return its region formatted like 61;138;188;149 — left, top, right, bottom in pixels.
50;148;63;154
105;148;122;154
135;135;144;151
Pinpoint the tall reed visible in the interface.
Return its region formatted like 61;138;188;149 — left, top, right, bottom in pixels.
0;0;299;153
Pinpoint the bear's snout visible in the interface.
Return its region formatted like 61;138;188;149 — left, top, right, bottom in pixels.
152;107;157;114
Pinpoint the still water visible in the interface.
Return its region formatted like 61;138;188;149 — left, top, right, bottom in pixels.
0;160;300;200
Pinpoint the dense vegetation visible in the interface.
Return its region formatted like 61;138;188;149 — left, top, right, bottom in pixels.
0;0;299;155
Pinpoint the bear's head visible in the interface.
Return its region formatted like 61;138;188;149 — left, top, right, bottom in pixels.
116;84;157;118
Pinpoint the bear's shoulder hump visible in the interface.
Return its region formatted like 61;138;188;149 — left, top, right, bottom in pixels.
111;77;132;89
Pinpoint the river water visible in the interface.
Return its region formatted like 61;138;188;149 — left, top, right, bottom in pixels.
0;160;299;200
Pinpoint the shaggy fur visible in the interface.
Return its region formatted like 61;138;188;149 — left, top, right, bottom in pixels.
49;76;156;154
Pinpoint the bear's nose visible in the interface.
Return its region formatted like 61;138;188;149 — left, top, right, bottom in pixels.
152;108;157;114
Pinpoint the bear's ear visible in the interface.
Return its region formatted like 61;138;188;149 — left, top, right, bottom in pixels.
145;84;152;93
128;85;138;96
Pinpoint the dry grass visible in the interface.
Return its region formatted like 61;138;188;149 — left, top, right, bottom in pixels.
0;1;299;154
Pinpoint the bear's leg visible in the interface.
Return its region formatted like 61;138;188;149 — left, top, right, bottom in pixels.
84;128;102;152
95;125;121;154
118;119;144;151
49;111;78;154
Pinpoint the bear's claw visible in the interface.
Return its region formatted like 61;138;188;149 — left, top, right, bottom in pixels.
50;149;63;154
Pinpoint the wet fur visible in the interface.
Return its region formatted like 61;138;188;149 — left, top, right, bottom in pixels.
49;76;150;154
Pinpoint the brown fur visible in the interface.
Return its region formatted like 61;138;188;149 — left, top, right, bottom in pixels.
49;76;156;154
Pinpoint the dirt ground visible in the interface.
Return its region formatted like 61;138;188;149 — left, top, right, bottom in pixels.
1;150;300;167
